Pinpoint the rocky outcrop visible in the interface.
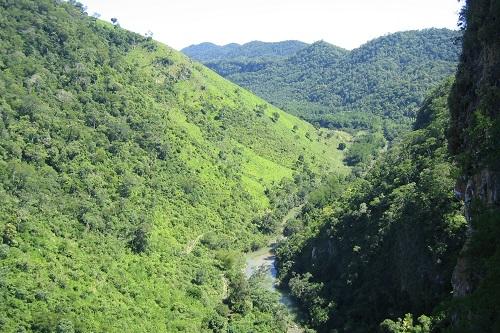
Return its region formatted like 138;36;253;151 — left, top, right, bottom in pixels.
449;0;500;302
464;169;499;209
452;169;500;297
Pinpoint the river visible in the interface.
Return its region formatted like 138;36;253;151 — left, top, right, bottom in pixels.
244;205;304;332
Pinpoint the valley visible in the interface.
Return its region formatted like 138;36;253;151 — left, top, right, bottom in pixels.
0;0;498;332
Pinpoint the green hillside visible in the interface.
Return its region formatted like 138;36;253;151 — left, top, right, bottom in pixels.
185;30;461;138
0;1;348;332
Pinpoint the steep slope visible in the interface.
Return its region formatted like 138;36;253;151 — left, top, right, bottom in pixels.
275;81;467;332
182;40;309;62
186;29;461;138
0;1;348;332
448;0;500;330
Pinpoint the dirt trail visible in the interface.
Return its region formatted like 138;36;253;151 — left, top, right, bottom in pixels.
184;233;204;254
221;274;229;299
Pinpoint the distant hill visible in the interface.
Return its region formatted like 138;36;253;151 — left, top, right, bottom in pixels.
182;40;309;62
0;1;348;331
184;29;461;138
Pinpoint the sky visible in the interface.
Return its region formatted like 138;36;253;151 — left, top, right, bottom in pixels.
80;0;464;50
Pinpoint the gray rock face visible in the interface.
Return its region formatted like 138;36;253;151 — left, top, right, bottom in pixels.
452;169;500;297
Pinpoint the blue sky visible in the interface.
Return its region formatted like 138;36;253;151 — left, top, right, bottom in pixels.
80;0;464;50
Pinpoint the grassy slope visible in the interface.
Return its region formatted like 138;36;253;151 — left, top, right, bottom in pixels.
0;1;347;332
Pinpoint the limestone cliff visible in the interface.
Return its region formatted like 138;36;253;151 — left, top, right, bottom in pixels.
448;0;500;328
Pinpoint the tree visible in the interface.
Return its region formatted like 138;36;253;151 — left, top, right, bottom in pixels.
227;272;252;314
2;224;17;246
271;112;280;123
253;212;279;234
128;227;149;254
380;314;432;333
56;319;75;333
289;273;330;326
204;313;226;333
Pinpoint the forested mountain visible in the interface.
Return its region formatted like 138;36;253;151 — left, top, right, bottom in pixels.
184;29;461;138
274;0;500;332
275;80;467;332
182;40;308;62
0;1;348;332
203;41;348;80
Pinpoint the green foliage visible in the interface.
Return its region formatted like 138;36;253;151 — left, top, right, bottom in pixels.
128;226;149;254
283;218;303;237
271;111;280;123
55;319;75;333
276;81;467;332
2;223;17;246
227;271;252;314
203;312;227;333
380;314;432;333
289;273;330;326
344;131;385;167
229;270;291;332
0;1;348;331
448;0;500;174
446;207;500;332
186;30;461;136
446;1;500;330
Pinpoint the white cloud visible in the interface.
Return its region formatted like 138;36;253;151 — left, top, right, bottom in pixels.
80;0;463;50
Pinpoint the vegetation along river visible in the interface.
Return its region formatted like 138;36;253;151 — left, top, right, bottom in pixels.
244;205;304;332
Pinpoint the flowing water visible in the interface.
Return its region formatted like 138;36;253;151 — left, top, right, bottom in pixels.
244;206;304;332
244;241;299;309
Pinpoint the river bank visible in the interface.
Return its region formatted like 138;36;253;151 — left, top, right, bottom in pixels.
244;205;305;332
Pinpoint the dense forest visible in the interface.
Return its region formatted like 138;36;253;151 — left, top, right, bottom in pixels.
0;1;348;331
183;30;461;139
276;80;467;332
275;0;500;332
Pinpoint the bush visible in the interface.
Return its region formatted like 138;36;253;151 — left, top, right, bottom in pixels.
380;314;432;333
56;319;75;333
2;224;17;246
271;112;280;123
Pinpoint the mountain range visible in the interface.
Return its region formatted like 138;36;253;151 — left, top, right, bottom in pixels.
182;40;308;62
183;29;461;138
